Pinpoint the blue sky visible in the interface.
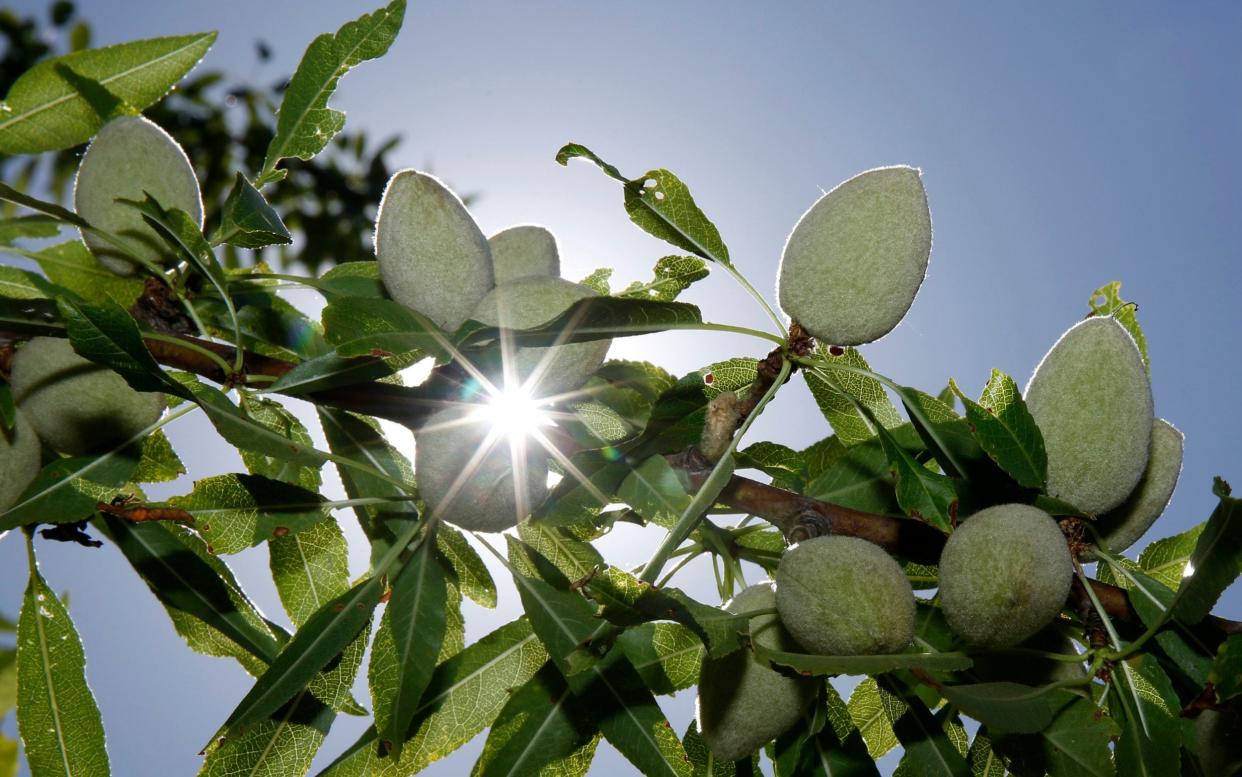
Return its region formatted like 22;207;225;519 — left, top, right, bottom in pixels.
2;2;1241;775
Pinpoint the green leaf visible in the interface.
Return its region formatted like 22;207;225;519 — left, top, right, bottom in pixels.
0;445;141;531
217;520;420;735
239;395;323;490
32;239;143;309
755;644;972;677
0;733;14;777
1112;654;1180;777
317;407;416;566
178;376;328;467
879;676;969;777
132;429;185;483
579;267;612;295
1171;485;1242;625
805;347;903;447
380;541;448;759
582;567;748;660
170;473;331;555
99;517;282;666
1137;521;1203;590
770;684;879;777
0;263;54;299
377;618;547;773
199;690;334;777
991;692;1119;777
936;682;1055;735
1088;281;1148;372
57;296;177;394
507;537;604;679
472;662;600;777
16;539;110;777
437;525;497;608
965;730;1007;777
736;441;804;491
617;622;702;696
50;64;137;124
269;519;350;628
558;143;731;266
0;649;16;717
258;1;406;185
1123;568;1212;685
555;143;627;181
0;32;216;153
585;654;693;777
950;372;1047;489
804;437;900;514
0;295;64;339
620;255;710;302
268;352;395;396
1212;634;1242;700
618;454;693;529
322;296;449;359
872;417;958;531
315;262;385;300
215;173;292;248
459;297;704;349
0;215;61;246
847;677;901;760
124;196;236;333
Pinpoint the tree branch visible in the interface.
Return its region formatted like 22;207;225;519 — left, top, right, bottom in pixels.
28;326;1240;641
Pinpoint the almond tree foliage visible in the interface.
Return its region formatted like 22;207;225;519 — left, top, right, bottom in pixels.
0;1;406;274
0;4;1240;777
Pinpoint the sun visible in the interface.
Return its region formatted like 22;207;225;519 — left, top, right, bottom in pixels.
473;384;553;441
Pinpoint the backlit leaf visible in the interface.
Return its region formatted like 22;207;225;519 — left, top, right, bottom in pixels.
16;539;109;777
0;33;216;153
258;1;406;185
950;371;1046;489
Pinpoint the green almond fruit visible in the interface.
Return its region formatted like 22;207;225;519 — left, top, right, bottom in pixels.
9;337;165;455
696;582;816;761
74;115;203;275
1090;418;1183;556
1196;708;1242;777
489;224;560;285
471;277;610;396
1024;317;1153;514
414;405;548;532
939;504;1073;648
0;411;41;512
775;535;915;655
777;165;931;346
375;170;494;332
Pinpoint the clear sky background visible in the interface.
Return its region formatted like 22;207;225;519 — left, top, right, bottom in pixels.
1;2;1240;775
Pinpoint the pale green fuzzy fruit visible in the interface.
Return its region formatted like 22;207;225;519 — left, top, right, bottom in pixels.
1024;317;1154;514
375;170;494;332
9;337;165;455
776;166;931;346
74;115;203;275
696;583;816;762
414;405;548;532
939;504;1073;648
775;535;915;655
489;225;560;285
471;277;610;396
0;411;41;512
1092;418;1183;555
1196;709;1242;777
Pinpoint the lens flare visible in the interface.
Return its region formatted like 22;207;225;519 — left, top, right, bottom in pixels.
474;385;552;441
